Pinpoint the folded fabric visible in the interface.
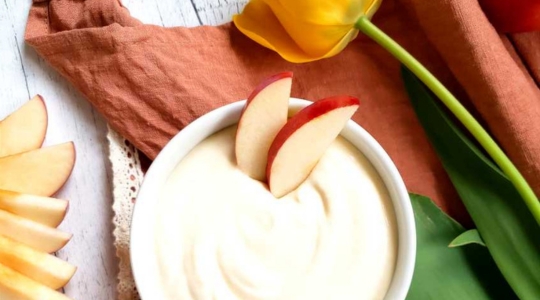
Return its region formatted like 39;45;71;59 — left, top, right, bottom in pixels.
24;0;540;225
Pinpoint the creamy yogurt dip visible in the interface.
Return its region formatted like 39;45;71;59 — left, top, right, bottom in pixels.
155;126;398;300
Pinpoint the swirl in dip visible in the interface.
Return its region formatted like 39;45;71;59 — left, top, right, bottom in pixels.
155;126;398;300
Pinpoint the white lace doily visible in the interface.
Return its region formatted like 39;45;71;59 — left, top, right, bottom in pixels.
107;126;143;300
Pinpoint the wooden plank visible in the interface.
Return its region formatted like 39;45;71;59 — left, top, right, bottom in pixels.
0;0;31;107
124;0;201;27
155;0;202;27
192;0;248;25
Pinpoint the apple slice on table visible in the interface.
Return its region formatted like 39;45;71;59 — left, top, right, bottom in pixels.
236;72;293;181
267;96;360;198
0;209;71;253
0;263;70;300
0;190;68;227
0;95;47;158
0;234;76;289
0;142;76;196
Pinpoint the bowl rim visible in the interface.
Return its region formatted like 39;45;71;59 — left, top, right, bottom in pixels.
130;98;416;300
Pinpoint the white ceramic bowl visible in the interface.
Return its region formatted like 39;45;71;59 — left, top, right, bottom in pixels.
131;98;416;300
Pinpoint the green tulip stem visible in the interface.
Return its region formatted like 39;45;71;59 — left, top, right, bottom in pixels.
355;17;540;225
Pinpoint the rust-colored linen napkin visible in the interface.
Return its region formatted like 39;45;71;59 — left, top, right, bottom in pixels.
25;0;540;226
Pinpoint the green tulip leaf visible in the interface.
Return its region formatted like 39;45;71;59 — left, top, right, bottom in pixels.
449;229;485;248
402;66;540;299
408;194;515;299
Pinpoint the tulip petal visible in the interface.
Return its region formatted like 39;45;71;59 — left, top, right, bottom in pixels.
322;28;359;59
233;0;310;62
233;0;360;63
263;0;355;57
264;0;381;25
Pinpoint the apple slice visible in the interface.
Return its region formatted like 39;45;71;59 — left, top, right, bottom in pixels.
267;96;360;197
0;209;71;253
0;190;68;227
0;234;76;289
0;142;76;196
0;95;48;158
0;263;70;300
236;72;293;181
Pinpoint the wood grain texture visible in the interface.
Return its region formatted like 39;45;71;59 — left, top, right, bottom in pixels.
0;0;246;298
193;0;248;25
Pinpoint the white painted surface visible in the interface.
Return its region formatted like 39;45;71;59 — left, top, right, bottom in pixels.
0;0;245;298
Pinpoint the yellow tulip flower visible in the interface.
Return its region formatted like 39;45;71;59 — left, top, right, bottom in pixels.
233;0;381;62
233;1;540;225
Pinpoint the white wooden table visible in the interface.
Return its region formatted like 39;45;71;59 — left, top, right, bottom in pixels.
0;0;246;298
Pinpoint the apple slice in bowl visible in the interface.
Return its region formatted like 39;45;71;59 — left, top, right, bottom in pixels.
235;72;292;181
266;96;360;198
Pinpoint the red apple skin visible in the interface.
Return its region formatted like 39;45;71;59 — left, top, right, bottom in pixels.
479;0;540;33
266;96;360;183
245;72;293;105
